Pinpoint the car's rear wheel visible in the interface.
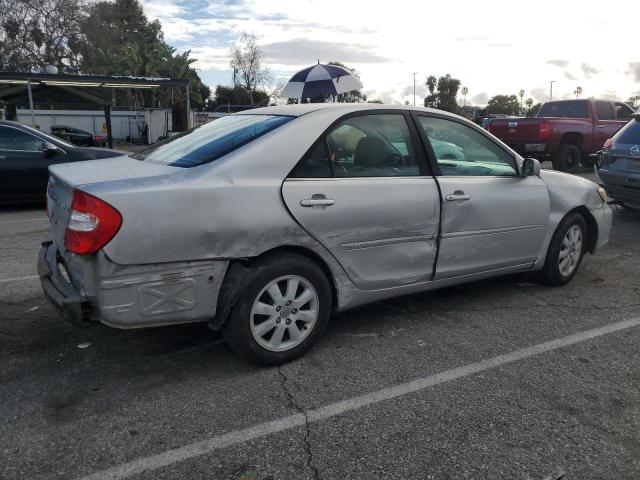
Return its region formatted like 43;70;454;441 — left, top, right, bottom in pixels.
539;213;587;286
223;254;332;365
552;144;581;173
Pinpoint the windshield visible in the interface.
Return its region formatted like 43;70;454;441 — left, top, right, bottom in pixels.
21;125;77;148
538;100;589;118
134;114;293;167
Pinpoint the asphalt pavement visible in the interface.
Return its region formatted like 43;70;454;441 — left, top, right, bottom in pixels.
1;170;639;480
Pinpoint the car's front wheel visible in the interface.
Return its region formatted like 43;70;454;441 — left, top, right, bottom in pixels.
539;213;587;286
223;254;332;365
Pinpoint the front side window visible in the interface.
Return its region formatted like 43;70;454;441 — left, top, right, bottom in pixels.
417;116;518;176
135;114;293;167
326;114;420;177
615;102;635;120
596;101;614;120
0;126;45;151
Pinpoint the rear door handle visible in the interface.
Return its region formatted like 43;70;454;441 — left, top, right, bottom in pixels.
300;198;335;207
445;190;471;201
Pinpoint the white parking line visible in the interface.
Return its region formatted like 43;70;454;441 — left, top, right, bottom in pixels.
0;218;48;224
0;275;38;284
78;315;640;480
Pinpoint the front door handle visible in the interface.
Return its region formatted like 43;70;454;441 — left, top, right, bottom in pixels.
597;124;605;128
445;190;471;201
300;197;335;207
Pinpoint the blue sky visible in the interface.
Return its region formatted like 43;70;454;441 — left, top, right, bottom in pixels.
141;0;640;105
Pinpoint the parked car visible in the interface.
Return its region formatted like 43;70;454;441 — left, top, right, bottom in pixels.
596;113;640;208
51;125;106;147
488;99;635;172
0;121;122;202
39;104;612;365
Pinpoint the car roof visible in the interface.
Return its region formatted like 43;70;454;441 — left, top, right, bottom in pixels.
237;103;462;119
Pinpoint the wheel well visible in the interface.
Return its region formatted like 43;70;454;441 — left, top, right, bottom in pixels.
567;206;598;253
560;132;584;152
250;246;338;309
211;245;339;330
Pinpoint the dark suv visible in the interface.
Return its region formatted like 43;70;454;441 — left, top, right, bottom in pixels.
597;113;640;208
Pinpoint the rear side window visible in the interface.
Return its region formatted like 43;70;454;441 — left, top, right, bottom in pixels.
613;118;640;145
538;100;589;118
135;114;293;167
595;101;614;120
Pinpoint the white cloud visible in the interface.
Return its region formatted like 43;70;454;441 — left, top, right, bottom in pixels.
547;59;569;68
628;62;640;82
471;92;488;105
580;63;601;79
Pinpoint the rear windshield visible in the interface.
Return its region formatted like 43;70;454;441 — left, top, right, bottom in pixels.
538;100;589;118
134;114;293;167
613;117;640;145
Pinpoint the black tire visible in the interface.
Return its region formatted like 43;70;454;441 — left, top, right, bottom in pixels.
223;253;332;366
551;144;581;173
538;213;587;286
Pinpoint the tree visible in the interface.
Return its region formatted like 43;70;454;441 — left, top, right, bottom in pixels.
487;94;521;115
525;98;534;110
212;85;269;109
526;102;542;117
574;86;583;99
229;33;271;104
0;0;86;72
626;95;640;110
461;86;469;107
518;89;525;112
423;74;461;113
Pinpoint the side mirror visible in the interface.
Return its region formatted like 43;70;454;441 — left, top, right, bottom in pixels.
42;142;58;157
521;157;541;177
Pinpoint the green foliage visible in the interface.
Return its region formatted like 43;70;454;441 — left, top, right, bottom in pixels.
627;96;640;110
526;102;542;117
212;85;269;108
0;0;211;110
0;0;85;72
423;74;461;113
487;94;521;115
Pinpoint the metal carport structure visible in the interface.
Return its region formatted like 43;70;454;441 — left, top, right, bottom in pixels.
0;72;190;148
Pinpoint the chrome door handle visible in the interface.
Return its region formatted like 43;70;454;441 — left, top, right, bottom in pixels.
445;193;471;201
300;198;335;207
597;124;605;128
0;156;5;160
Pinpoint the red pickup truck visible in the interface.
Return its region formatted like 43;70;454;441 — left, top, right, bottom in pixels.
488;99;636;172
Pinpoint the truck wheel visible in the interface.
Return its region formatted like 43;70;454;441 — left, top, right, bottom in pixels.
552;144;581;173
223;254;332;366
538;213;587;286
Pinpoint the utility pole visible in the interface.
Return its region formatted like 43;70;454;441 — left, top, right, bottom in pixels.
549;80;556;101
411;72;418;106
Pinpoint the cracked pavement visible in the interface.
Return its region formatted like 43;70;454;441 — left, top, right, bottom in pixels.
1;188;640;479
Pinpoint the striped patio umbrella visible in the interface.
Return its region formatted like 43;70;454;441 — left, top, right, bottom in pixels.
280;62;363;101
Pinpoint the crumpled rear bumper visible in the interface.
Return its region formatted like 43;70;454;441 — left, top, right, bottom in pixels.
38;241;92;325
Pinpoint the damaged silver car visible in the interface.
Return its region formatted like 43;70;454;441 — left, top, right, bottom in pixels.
39;104;612;364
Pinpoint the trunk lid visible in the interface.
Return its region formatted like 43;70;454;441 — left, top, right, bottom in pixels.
46;155;181;252
488;118;541;144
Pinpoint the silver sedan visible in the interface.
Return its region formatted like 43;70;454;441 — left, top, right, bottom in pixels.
39;104;612;364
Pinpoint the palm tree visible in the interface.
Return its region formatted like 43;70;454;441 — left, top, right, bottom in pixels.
525;98;534;109
519;89;525;113
426;76;437;95
574;86;583;99
461;86;468;107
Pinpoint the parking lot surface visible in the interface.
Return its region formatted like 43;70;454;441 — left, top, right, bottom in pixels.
1;170;640;479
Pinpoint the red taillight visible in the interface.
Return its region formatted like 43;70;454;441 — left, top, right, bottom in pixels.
64;189;122;255
603;138;613;150
538;120;550;142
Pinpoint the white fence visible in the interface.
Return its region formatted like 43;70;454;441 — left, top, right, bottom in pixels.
16;108;173;144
